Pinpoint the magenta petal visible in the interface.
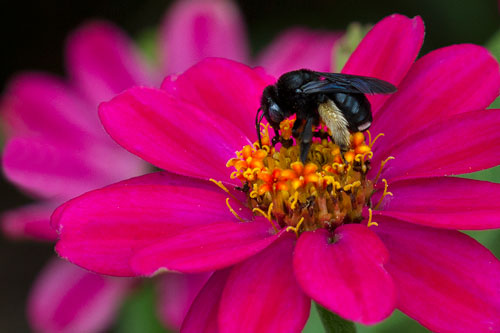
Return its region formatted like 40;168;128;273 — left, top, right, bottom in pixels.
342;14;424;113
3;137;114;198
54;172;249;276
28;258;130;333
131;219;280;275
372;44;500;157
2;202;58;241
159;0;248;74
376;219;500;332
181;269;230;333
219;233;310;333
1;73;98;142
256;28;342;77
376;177;500;230
161;58;274;141
157;272;211;330
66;21;151;107
99;86;251;183
375;109;500;180
294;225;396;324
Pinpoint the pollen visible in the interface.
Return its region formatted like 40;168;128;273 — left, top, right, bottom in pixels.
227;119;392;236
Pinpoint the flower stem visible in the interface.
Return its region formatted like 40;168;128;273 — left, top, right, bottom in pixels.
315;303;356;333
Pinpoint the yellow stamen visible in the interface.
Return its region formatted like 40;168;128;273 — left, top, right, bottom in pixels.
289;191;299;210
332;163;345;173
209;178;237;201
374;179;393;210
373;156;395;184
367;208;378;227
343;180;361;192
253;203;278;231
286;217;305;237
226;198;245;222
366;130;385;148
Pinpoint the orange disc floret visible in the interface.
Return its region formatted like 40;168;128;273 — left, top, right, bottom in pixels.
258;171;273;183
280;169;298;181
275;181;289;191
272;168;282;180
280;119;295;140
242;145;254;159
355;144;371;155
291;178;304;190
254;149;268;160
291;161;304;175
330;145;341;156
258;183;271;195
250;158;264;169
305;173;320;185
303;163;318;175
344;151;356;163
351;132;365;147
234;160;248;170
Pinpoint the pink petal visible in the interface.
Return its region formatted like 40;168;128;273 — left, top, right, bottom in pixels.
372;44;500;157
54;172;250;276
131;219;280;275
219;233;310;333
2;137;144;199
161;58;274;141
3;138;111;198
1;73;99;143
376;218;500;332
374;109;500;180
375;177;500;230
28;258;131;333
181;269;231;333
66;20;151;107
157;272;211;330
294;225;396;324
99;86;251;183
159;0;248;74
342;14;424;113
2;202;58;241
256;28;342;77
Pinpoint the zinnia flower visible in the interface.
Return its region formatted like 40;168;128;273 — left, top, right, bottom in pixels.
52;14;500;332
1;1;341;331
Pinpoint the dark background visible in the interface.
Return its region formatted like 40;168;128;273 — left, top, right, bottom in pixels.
1;0;499;331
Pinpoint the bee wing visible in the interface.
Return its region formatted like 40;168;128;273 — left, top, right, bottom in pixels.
300;72;397;95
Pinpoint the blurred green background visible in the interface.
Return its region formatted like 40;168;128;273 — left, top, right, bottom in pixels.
0;0;499;331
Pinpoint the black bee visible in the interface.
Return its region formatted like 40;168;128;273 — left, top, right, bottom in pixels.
256;69;397;163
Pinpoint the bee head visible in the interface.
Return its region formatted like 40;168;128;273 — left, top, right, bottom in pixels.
261;85;284;125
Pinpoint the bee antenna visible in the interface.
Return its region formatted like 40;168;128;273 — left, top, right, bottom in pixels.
256;108;265;148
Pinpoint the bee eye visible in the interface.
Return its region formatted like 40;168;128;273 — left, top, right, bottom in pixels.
269;103;283;123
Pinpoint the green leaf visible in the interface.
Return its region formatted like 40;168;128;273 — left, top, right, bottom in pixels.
485;29;500;60
316;303;356;333
113;282;168;333
334;23;371;72
136;27;159;67
486;29;500;109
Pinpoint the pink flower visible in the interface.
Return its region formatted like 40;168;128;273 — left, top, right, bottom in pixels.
2;1;341;332
52;13;500;332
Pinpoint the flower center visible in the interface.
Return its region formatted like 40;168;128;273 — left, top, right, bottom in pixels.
226;119;392;235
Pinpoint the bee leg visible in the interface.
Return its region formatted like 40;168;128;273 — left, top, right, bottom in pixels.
255;108;264;147
271;125;281;147
292;118;303;139
300;117;314;163
339;145;348;164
